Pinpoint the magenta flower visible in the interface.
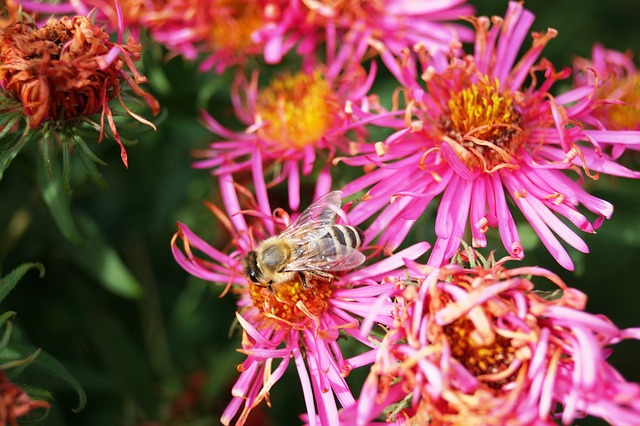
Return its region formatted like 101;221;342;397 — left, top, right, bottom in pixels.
339;1;640;270
253;0;475;65
143;0;276;73
171;174;429;425
193;30;378;211
341;256;640;426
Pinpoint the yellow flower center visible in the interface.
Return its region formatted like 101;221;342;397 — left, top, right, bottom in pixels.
208;0;264;52
595;74;640;130
444;318;516;388
248;276;334;329
256;71;340;149
439;78;524;173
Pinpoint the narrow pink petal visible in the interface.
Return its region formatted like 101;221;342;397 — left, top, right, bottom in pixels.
251;149;274;235
287;160;301;211
544;306;619;336
502;176;573;269
231;361;260;398
314;166;333;201
345;242;430;282
490;173;524;259
221;396;243;426
220;174;248;235
293;345;318;426
235;312;277;348
494;3;532;82
254;355;291;402
470;177;489;247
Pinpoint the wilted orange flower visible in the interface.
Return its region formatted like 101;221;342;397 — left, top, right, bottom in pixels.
0;371;49;426
0;15;159;167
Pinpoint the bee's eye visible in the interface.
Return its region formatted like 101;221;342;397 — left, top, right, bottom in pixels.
249;271;259;283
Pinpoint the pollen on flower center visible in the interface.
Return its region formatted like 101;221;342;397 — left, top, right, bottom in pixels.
438;78;524;172
595;74;640;130
248;276;334;329
256;71;340;149
208;0;263;52
443;318;516;388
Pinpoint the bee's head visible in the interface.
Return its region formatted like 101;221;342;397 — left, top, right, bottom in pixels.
242;250;261;283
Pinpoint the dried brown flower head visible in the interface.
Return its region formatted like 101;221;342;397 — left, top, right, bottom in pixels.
0;15;159;166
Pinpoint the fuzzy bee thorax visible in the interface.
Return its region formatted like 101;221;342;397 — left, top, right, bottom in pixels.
260;243;293;271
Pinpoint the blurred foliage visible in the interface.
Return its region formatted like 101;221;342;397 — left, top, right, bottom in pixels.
1;1;640;425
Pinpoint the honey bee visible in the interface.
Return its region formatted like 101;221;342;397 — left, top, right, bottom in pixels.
242;191;365;292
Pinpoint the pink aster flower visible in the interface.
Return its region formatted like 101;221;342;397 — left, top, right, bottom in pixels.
254;0;475;65
142;0;278;72
573;43;640;157
171;174;429;426
339;1;640;270
341;255;640;426
194;30;378;211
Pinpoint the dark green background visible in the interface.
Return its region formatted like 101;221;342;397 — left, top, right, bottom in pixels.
1;1;639;425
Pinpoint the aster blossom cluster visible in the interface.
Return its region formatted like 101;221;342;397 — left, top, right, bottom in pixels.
1;0;639;425
167;0;640;425
344;256;640;425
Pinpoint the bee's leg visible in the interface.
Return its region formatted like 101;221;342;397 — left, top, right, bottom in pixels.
313;271;334;281
267;281;274;293
300;270;333;288
298;272;308;289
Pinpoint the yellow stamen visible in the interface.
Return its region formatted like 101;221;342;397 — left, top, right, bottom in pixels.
256;71;340;149
439;77;524;173
595;74;640;130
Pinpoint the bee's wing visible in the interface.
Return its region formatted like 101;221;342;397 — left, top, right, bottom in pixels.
278;191;343;244
285;241;366;272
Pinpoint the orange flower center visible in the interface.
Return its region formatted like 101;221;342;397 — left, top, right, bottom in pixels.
443;318;516;388
248;276;334;329
438;78;524;173
256;70;340;149
594;73;640;130
208;0;264;52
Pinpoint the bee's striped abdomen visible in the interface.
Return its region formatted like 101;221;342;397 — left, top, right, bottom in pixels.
318;225;363;256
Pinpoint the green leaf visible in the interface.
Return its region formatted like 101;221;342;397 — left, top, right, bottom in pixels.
67;212;143;299
20;383;53;403
0;311;16;329
0;262;45;304
2;347;40;372
37;155;85;244
72;133;107;189
0;123;33;181
0;316;14;352
32;349;87;413
61;136;72;194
